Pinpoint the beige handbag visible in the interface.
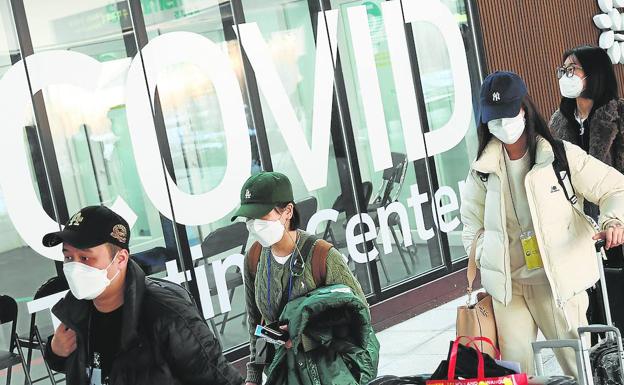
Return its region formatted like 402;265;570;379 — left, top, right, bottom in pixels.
456;229;499;358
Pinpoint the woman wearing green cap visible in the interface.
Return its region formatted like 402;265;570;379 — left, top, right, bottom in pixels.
232;171;376;385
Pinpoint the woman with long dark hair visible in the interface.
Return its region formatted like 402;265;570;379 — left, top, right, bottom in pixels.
461;71;624;378
550;45;624;220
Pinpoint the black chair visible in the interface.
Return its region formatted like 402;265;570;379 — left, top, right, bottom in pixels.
317;182;393;281
367;152;416;277
321;182;373;245
197;222;249;336
0;295;32;385
295;196;318;231
368;152;408;210
18;277;68;385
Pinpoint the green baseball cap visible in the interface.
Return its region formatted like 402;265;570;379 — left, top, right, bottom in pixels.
231;172;294;221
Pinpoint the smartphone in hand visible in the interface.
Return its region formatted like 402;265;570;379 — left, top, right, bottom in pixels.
254;320;289;345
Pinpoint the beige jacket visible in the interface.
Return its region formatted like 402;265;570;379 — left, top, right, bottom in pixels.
460;137;624;310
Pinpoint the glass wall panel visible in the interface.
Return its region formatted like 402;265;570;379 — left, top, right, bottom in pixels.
408;0;480;261
133;0;262;351
0;1;61;382
240;0;375;295
22;0;167;251
330;0;446;289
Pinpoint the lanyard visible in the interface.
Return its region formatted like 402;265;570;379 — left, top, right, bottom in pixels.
267;249;295;317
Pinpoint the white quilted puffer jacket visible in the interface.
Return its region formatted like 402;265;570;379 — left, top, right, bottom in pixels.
460;137;624;311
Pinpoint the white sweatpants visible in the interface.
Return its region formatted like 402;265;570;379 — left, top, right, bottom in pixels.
492;281;589;378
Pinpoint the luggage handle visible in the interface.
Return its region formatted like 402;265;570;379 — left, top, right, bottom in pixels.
578;325;622;337
578;240;624;385
531;340;585;385
593;240;614;328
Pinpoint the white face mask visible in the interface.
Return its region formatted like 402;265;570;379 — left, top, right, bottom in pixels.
247;218;285;247
487;111;526;144
559;75;585;99
63;253;120;300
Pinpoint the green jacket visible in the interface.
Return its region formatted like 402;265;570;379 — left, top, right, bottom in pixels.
244;230;369;383
265;284;380;385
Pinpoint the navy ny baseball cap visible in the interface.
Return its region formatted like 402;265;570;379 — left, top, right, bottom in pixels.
479;71;528;124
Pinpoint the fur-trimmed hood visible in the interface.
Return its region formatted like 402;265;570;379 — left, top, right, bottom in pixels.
550;98;624;173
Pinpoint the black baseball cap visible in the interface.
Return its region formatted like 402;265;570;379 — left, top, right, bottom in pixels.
231;172;294;221
42;206;130;250
479;71;528;123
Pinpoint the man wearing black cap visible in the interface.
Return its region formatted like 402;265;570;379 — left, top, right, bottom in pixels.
43;205;243;385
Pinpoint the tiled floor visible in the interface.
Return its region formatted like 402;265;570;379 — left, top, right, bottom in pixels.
376;295;563;377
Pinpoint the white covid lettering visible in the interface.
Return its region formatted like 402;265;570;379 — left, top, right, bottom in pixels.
401;0;473;157
237;11;339;191
126;31;251;225
0;51;136;261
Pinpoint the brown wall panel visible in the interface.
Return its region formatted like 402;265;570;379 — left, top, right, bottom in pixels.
476;0;624;119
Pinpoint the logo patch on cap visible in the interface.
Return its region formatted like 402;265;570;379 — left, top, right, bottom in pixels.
111;224;128;244
245;189;251;199
68;212;84;227
492;92;501;102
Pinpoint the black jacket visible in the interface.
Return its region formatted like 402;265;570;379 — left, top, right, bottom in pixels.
45;260;243;385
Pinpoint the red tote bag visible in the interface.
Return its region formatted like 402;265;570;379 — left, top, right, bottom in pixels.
427;336;528;385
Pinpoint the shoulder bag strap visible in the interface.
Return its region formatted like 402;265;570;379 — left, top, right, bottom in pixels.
248;241;262;281
311;239;333;286
467;229;485;295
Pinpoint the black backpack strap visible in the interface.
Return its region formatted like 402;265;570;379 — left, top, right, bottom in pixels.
476;171;489;183
551;139;578;205
290;234;318;277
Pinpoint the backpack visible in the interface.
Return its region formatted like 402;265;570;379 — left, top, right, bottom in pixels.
476;139;578;205
247;235;334;287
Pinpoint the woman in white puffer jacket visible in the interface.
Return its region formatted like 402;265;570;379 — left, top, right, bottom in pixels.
460;71;624;378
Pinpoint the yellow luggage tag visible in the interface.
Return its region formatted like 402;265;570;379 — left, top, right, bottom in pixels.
520;230;543;270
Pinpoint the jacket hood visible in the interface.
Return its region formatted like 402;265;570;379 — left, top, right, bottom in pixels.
287;285;371;355
52;259;146;352
265;284;379;385
471;136;555;175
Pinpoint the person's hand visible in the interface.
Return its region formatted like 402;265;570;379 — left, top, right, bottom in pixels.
593;222;624;250
279;325;293;349
51;323;77;358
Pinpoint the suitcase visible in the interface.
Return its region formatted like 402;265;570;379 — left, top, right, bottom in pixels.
532;241;624;385
577;240;624;385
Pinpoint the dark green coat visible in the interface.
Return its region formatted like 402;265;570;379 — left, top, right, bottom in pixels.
265;285;380;385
